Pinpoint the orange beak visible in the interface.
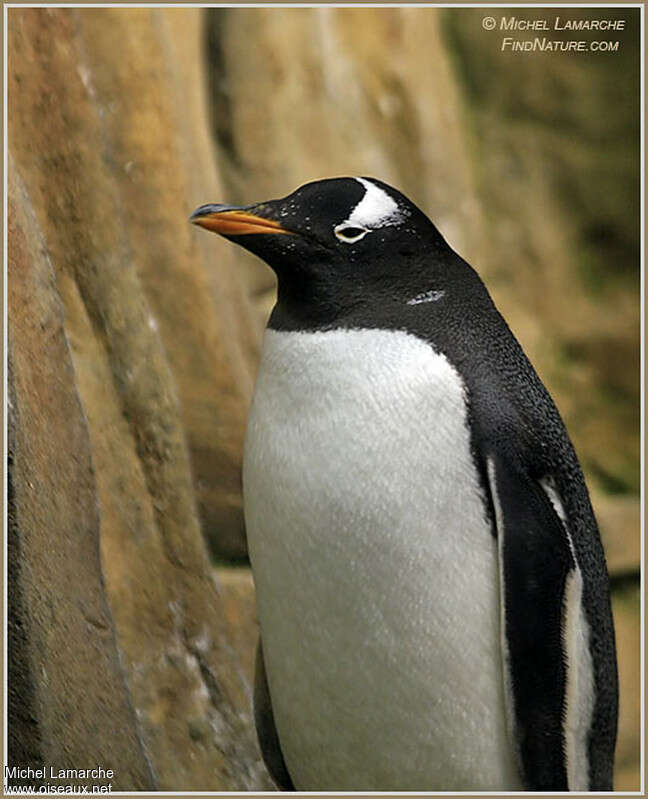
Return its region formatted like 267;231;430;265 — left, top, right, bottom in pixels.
190;204;295;236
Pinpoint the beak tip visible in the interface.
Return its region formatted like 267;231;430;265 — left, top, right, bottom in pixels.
190;204;214;224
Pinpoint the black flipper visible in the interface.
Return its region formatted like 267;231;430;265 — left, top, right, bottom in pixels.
254;638;295;791
486;452;576;790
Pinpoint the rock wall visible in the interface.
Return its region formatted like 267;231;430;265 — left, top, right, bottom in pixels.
8;164;153;791
8;7;268;790
8;5;639;791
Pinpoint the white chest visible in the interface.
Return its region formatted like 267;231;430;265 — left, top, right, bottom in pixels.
243;327;521;790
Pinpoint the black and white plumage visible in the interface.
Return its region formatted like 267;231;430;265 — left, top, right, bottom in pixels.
191;177;618;791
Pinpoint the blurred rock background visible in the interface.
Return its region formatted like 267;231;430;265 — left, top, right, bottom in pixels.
7;6;639;791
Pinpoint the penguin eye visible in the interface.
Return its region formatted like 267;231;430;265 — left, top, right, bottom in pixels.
334;224;369;243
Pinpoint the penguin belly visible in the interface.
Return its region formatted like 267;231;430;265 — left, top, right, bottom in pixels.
244;327;523;791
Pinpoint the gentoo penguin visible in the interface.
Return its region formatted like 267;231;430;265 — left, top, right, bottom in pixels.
191;177;618;791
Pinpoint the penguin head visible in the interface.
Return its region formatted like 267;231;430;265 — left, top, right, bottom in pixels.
191;177;452;320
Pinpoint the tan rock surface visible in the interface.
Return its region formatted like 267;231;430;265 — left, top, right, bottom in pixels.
8;163;153;790
8;7;269;789
593;493;640;577
214;568;259;689
611;583;640;790
71;8;261;560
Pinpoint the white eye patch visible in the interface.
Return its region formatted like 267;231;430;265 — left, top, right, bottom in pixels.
333;178;406;243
